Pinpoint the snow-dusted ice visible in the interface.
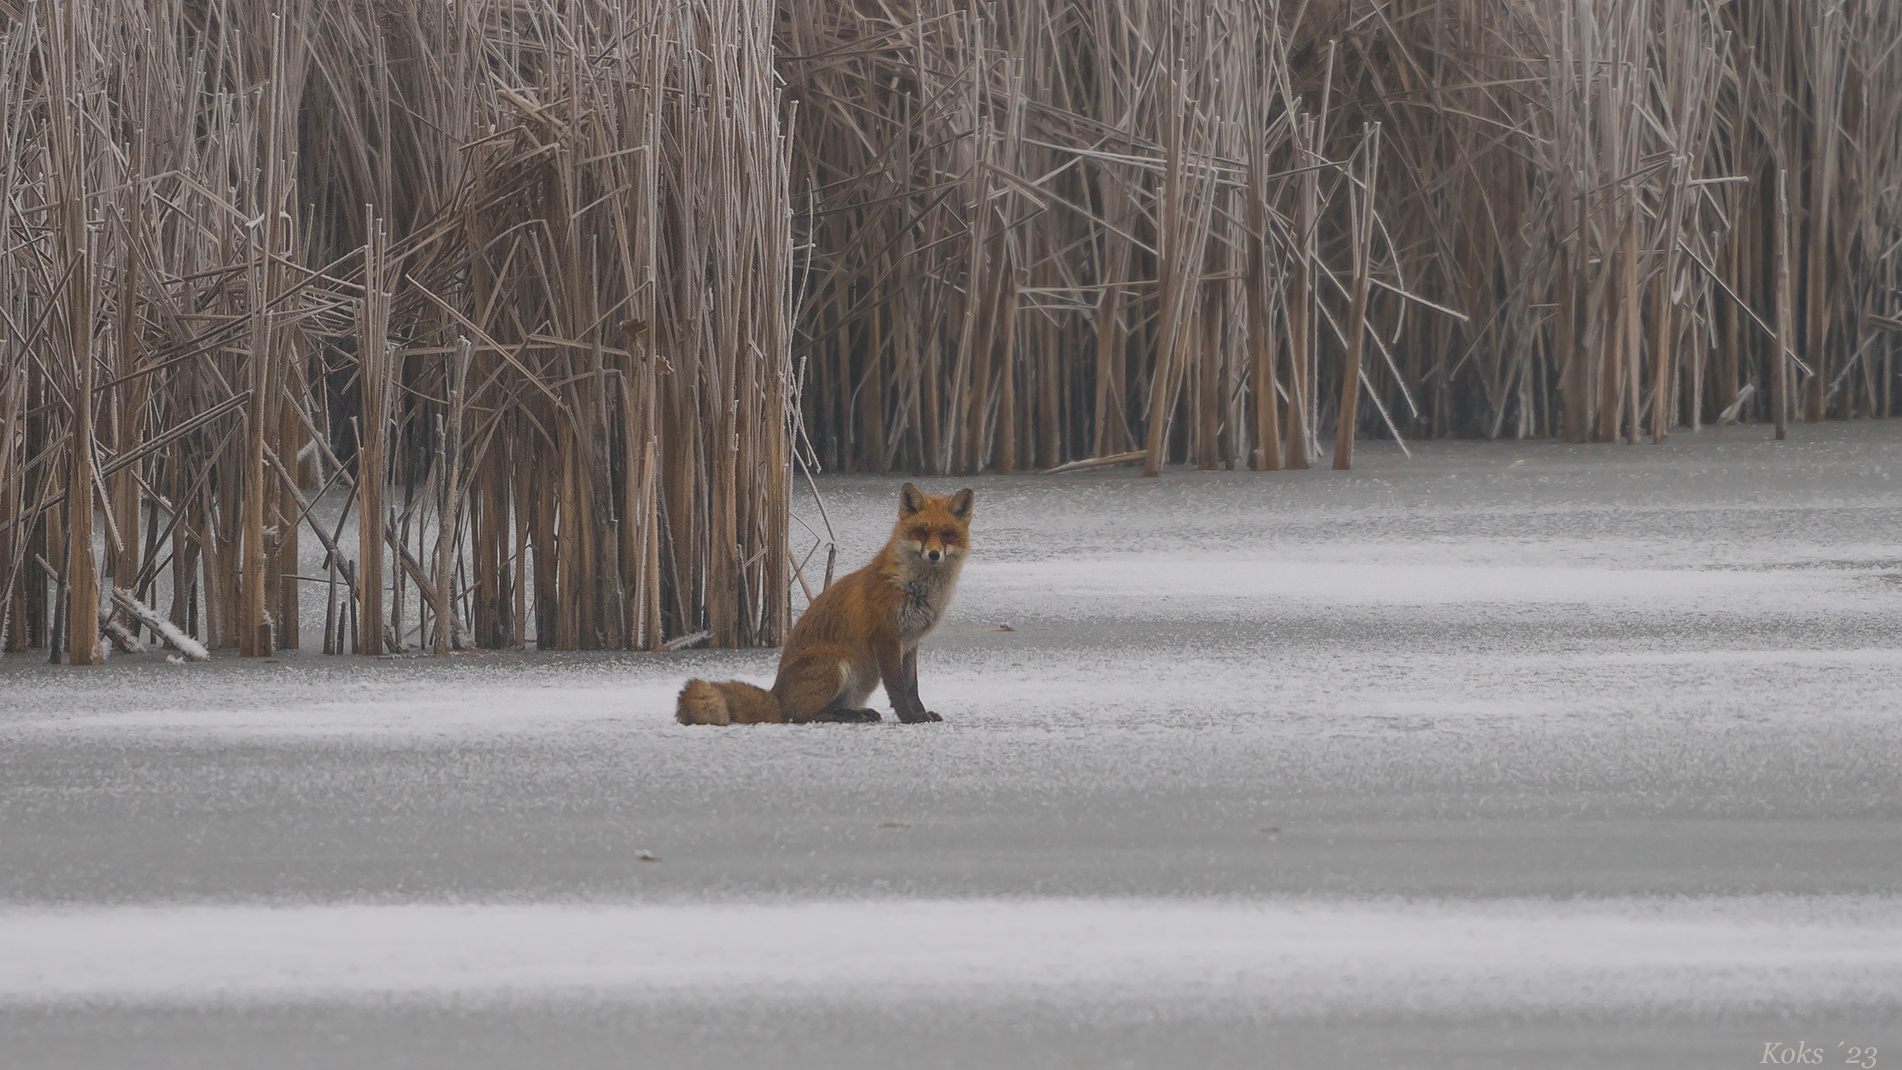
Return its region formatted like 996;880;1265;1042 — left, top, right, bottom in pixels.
3;422;1901;1068
6;898;1902;1016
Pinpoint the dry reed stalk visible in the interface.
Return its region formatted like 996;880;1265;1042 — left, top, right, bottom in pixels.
356;217;391;653
1332;123;1379;471
47;0;100;665
1245;89;1281;473
1283;112;1317;470
1775;168;1795;442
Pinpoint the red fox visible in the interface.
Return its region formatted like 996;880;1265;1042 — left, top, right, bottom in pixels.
676;483;974;725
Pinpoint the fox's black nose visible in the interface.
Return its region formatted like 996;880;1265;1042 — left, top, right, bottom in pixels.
926;549;942;562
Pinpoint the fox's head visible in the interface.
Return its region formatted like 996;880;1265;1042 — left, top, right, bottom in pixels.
894;483;974;567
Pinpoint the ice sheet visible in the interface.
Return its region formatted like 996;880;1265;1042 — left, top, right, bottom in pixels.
6;896;1899;1016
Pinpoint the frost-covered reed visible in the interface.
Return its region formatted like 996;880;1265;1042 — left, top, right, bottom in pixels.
0;0;793;661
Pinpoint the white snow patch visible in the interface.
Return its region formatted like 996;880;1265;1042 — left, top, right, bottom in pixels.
3;897;1897;1015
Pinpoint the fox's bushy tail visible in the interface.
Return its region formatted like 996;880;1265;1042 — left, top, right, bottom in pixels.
676;679;781;725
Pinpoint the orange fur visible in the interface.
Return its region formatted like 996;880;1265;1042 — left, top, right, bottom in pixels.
675;483;973;725
675;678;780;725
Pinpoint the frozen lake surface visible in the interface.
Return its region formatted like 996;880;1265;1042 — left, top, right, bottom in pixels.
4;423;1901;1067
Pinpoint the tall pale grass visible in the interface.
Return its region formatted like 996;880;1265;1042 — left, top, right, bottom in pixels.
5;0;1900;664
782;0;1902;474
0;0;792;660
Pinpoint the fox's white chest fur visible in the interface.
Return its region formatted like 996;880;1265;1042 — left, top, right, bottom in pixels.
893;560;962;646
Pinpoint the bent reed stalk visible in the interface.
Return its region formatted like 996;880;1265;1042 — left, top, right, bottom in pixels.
0;0;792;659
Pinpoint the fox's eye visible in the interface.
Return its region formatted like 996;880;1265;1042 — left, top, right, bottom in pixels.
940;530;959;543
909;527;931;542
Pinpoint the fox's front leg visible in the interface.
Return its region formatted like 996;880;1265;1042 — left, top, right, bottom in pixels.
900;645;942;722
876;638;939;724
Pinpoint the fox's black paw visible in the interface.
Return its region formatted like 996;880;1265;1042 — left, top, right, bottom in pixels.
847;708;883;723
897;709;944;724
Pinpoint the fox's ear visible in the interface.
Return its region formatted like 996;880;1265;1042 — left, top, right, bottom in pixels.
899;483;926;516
948;488;974;521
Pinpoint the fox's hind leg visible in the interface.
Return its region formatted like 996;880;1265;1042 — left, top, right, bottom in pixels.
811;701;882;723
774;644;882;723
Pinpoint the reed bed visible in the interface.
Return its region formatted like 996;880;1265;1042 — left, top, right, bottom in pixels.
6;0;1901;665
782;0;1902;474
0;0;793;661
